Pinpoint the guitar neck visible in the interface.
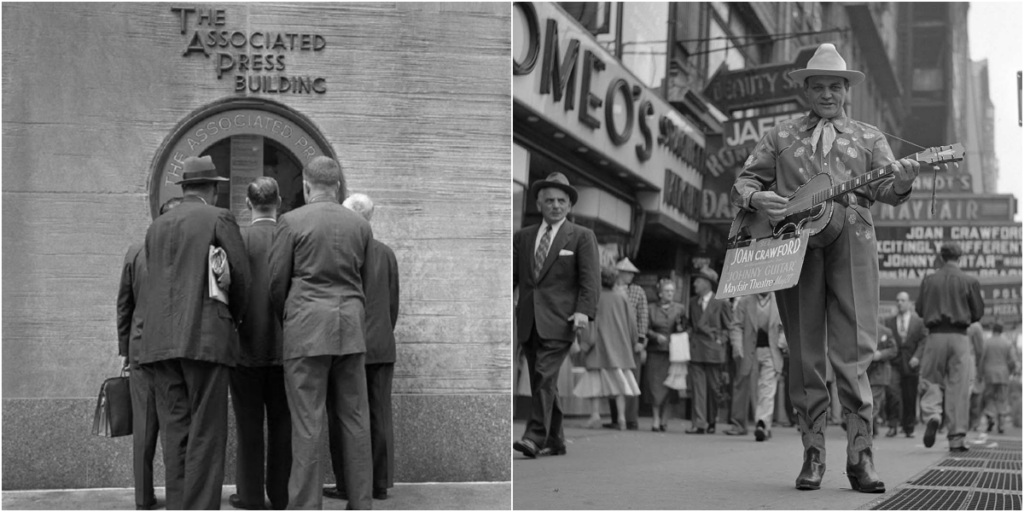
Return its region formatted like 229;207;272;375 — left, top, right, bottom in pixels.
809;154;918;206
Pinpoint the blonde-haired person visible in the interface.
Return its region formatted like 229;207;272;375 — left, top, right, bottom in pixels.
646;278;687;431
574;267;641;430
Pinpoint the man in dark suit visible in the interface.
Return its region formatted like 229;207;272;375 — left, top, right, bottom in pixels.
269;156;374;509
685;267;732;434
512;172;600;458
883;291;927;438
324;193;400;502
229;177;290;511
139;156;250;510
117;197;182;511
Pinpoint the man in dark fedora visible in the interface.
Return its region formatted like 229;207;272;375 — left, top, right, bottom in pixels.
731;42;948;492
685;267;732;435
138;155;250;509
512;172;600;458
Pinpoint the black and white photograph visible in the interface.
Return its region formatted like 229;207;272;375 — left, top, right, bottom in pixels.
2;3;510;510
512;2;1022;509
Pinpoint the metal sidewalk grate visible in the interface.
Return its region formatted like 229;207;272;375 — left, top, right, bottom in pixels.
912;469;981;487
988;461;1023;471
956;449;1022;461
873;488;969;510
940;458;987;468
967;491;1022;510
977;472;1023;492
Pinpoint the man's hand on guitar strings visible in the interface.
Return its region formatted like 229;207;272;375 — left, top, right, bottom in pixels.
750;191;789;223
892;158;923;195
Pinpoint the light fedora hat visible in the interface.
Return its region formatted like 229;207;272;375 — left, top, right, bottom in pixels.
529;172;579;205
615;257;640;274
175;155;229;185
788;43;864;87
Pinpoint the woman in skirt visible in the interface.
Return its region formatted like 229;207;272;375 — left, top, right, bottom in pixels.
574;267;641;429
646;279;687;431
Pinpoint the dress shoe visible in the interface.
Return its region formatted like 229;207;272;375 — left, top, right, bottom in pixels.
538;445;566;456
923;418;940;448
602;422;618;429
754;421;770;442
685;426;706;434
229;494;265;510
707;423;716;434
136;500;158;510
904;431;915;438
659;424;667;432
323;486;348;500
513;438;539;458
949;445;969;453
373;488;388;500
845;414;885;493
885;427;898;438
626;421;639;431
795;447;825;490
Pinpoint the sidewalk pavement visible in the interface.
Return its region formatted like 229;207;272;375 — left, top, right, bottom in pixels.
2;482;510;510
512;417;1021;510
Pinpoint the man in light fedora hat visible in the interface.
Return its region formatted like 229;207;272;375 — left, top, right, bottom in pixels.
601;257;648;431
731;42;949;493
513;172;600;458
139;155;251;509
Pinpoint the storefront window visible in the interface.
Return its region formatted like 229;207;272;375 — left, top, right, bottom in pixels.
620;2;668;90
705;4;768;80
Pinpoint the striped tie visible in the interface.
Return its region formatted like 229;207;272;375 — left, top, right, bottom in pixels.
534;224;552;280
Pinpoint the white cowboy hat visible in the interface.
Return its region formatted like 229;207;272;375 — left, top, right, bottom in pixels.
788;43;864;87
615;257;640;274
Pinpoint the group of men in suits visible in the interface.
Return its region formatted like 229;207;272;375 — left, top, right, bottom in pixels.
116;155;399;510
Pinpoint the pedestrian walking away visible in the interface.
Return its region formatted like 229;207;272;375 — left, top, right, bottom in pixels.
726;292;786;441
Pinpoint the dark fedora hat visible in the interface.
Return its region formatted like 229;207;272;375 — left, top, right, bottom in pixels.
693;266;719;287
529;172;578;205
175;156;228;185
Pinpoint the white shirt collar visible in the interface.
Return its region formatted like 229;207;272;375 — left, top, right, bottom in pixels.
252;217;277;224
701;291;714;304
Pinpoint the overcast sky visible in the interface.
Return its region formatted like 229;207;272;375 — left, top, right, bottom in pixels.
967;2;1022;210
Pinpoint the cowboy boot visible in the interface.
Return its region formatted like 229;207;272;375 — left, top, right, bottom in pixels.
845;413;885;493
796;411;827;490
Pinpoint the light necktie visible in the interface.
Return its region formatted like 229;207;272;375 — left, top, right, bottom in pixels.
534;224;552;280
811;117;837;159
899;315;907;338
701;297;708;311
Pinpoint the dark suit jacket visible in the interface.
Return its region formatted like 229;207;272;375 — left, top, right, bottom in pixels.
269;196;373;360
139;196;250;366
729;293;784;376
513;220;600;343
116;242;146;367
868;324;897;386
364;239;399;365
238;219;284;367
884;313;927;376
687;293;732;364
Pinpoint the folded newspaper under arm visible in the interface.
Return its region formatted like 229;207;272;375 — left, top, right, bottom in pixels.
208;245;229;305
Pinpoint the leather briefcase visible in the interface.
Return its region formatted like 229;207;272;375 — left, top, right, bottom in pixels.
92;370;133;437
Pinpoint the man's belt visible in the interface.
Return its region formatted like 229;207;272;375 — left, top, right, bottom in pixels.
835;192;872;209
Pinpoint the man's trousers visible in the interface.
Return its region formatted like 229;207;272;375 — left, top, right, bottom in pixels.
522;324;573;449
151;359;230;510
331;363;395;492
754;347;779;428
283;354;372;510
871;385;887;434
230;365;291;510
919;333;971;447
888;371;919;433
776;207;879;431
983;383;1010;419
129;364;160;509
729;352;754;428
689;361;722;429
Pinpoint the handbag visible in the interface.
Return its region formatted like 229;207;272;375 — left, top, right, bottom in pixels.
92;369;133;437
668;332;690;363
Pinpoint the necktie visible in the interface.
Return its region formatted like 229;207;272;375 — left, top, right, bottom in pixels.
899;315;907;337
811;118;837;159
701;297;707;311
534;224;551;280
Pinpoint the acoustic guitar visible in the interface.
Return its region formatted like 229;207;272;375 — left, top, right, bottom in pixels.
727;143;965;249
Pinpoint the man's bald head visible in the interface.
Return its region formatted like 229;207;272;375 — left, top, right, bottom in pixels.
342;193;374;222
